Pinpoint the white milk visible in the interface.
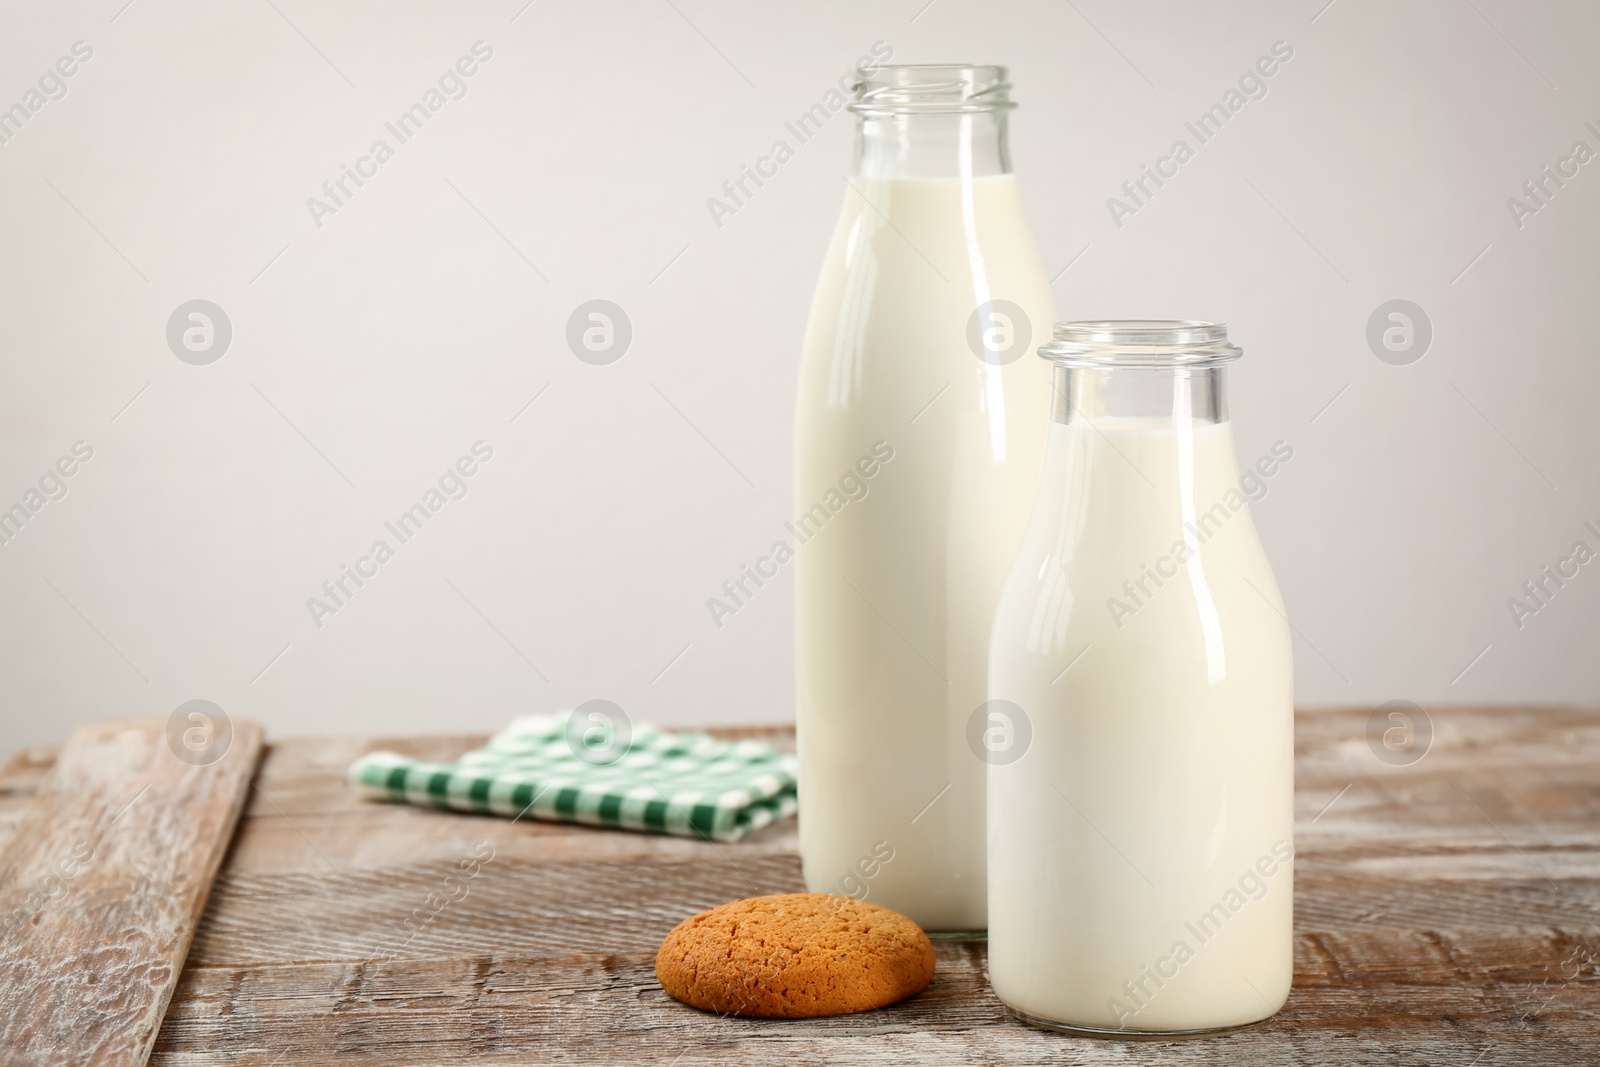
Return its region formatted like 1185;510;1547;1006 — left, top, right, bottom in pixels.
794;174;1054;932
988;416;1294;1031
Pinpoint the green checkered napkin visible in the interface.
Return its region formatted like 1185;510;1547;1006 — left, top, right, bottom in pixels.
348;712;798;842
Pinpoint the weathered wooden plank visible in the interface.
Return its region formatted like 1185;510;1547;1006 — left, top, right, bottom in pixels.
184;860;1600;967
148;940;1598;1065
0;743;59;854
8;708;1600;1064
0;717;264;1067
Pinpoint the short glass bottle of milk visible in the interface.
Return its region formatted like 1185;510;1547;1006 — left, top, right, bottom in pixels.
794;65;1055;935
987;321;1295;1034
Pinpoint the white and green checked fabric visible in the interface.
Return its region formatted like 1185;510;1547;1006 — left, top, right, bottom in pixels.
349;712;797;842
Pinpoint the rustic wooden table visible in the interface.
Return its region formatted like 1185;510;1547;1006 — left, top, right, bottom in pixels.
1;706;1595;1065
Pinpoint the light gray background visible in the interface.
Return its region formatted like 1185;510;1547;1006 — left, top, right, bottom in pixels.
1;0;1595;756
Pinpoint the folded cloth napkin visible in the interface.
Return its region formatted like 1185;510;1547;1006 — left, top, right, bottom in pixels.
348;711;797;842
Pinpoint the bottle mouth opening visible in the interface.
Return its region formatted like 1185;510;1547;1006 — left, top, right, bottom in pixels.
850;64;1015;115
1039;320;1244;367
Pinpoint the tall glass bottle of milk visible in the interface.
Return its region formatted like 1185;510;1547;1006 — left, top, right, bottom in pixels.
988;321;1294;1033
794;65;1055;934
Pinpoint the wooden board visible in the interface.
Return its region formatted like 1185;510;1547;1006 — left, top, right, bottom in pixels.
0;708;1596;1064
0;717;264;1067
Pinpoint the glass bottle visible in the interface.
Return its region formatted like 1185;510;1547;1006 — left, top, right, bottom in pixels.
987;321;1294;1033
793;65;1055;934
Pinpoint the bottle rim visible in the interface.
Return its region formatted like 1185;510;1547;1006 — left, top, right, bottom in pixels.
850;64;1016;115
1038;320;1244;367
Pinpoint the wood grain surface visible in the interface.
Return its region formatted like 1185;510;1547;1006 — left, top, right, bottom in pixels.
0;708;1595;1065
0;716;264;1067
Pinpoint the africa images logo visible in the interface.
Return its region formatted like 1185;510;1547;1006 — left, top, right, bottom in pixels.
305;42;494;229
704;40;893;228
705;441;894;629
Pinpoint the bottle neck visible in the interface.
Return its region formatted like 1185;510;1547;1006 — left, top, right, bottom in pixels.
853;111;1012;180
1052;366;1229;426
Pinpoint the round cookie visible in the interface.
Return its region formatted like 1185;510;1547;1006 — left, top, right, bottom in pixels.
655;893;935;1018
